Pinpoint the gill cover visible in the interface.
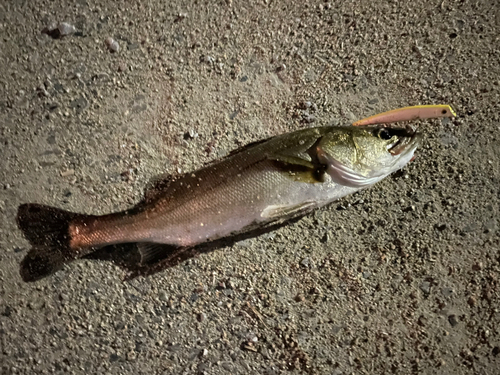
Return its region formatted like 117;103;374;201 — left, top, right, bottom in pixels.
315;127;417;188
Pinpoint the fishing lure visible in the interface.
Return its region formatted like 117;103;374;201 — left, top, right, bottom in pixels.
353;105;456;126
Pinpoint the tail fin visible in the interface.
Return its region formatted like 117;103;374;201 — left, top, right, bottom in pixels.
17;203;87;282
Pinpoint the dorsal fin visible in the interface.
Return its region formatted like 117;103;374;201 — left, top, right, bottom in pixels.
226;138;268;158
143;173;174;203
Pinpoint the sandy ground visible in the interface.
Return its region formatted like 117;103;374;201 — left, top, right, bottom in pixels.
1;0;499;374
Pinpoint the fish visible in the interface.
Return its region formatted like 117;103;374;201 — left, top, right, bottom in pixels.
17;125;420;282
352;105;456;126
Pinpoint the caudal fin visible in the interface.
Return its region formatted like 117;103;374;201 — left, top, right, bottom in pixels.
17;203;87;282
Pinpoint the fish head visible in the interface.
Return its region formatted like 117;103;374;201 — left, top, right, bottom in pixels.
316;126;420;187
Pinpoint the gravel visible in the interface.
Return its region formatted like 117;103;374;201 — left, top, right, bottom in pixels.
1;0;500;374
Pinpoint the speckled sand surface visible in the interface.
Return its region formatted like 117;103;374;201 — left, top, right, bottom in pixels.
1;1;499;374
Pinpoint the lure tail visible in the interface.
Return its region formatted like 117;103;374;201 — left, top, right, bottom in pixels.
17;204;91;282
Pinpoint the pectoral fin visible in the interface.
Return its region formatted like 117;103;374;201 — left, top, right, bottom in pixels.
261;201;317;219
270;145;326;184
266;127;325;169
272;153;315;169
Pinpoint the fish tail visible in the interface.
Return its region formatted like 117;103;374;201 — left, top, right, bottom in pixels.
16;203;90;282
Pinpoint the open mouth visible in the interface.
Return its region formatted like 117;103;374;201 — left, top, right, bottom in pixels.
388;127;419;155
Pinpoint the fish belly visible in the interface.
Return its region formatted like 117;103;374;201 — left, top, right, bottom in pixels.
145;167;360;247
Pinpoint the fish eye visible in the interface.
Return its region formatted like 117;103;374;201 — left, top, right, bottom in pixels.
377;128;393;140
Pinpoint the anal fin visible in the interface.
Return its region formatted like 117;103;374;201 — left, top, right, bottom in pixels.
137;242;180;265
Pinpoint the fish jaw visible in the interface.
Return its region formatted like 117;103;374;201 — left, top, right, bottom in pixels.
316;127;419;188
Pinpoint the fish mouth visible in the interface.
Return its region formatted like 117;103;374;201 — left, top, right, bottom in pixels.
387;127;420;156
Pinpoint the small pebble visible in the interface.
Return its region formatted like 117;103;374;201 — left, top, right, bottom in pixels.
302;112;315;123
117;62;127;72
203;55;215;64
58;22;76;36
184;129;198;139
467;296;476;307
126;351;137;361
105;37;120;53
60;169;75;177
441;287;454;298
158;291;169;302
294;294;305;302
174;13;188;22
36;87;50;97
448;314;458;327
197;313;206;322
419;281;431;295
42;22;76;38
